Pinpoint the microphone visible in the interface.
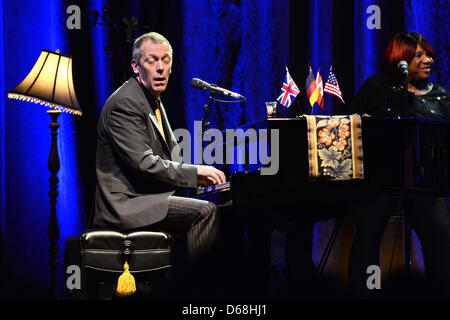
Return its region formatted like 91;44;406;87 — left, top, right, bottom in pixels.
398;60;408;76
397;60;409;117
191;78;246;100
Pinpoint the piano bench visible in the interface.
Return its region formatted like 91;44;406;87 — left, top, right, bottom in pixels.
64;229;174;300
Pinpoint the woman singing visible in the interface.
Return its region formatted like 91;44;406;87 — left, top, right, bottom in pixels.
347;32;450;299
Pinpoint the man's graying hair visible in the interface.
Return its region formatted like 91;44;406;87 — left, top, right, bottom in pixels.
132;32;173;65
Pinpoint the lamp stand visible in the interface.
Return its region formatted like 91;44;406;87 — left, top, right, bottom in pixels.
47;108;61;299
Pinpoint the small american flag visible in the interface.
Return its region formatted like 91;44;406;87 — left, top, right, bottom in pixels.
324;68;345;103
277;67;300;108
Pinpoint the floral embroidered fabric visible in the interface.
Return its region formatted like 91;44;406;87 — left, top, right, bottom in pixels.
305;114;364;181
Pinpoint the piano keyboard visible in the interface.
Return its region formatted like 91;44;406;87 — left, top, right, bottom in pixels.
196;181;231;195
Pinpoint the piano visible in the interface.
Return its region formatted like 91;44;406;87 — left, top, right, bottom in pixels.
231;117;450;205
197;117;450;204
195;117;450;293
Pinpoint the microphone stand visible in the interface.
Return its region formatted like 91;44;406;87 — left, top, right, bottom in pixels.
402;72;409;118
401;71;413;274
200;92;217;164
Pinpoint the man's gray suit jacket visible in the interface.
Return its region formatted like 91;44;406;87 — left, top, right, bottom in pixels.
93;77;198;230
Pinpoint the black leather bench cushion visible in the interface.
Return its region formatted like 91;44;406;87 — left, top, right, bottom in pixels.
80;229;173;273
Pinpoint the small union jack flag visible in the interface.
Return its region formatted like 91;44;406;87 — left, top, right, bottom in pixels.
277;67;300;108
324;67;345;103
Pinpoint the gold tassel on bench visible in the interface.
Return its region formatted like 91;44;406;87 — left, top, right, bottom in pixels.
115;261;136;297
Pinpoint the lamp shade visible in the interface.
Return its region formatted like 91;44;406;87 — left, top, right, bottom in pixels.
8;49;82;116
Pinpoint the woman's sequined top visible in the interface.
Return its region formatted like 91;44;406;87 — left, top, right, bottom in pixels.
349;74;450;120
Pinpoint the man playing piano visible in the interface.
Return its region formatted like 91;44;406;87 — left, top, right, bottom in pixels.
93;32;226;266
348;32;450;298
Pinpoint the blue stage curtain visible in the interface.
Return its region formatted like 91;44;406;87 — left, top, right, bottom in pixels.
180;0;289;139
0;0;5;239
307;0;334;115
405;0;450;90
2;0;84;297
88;0;115;116
354;0;384;94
